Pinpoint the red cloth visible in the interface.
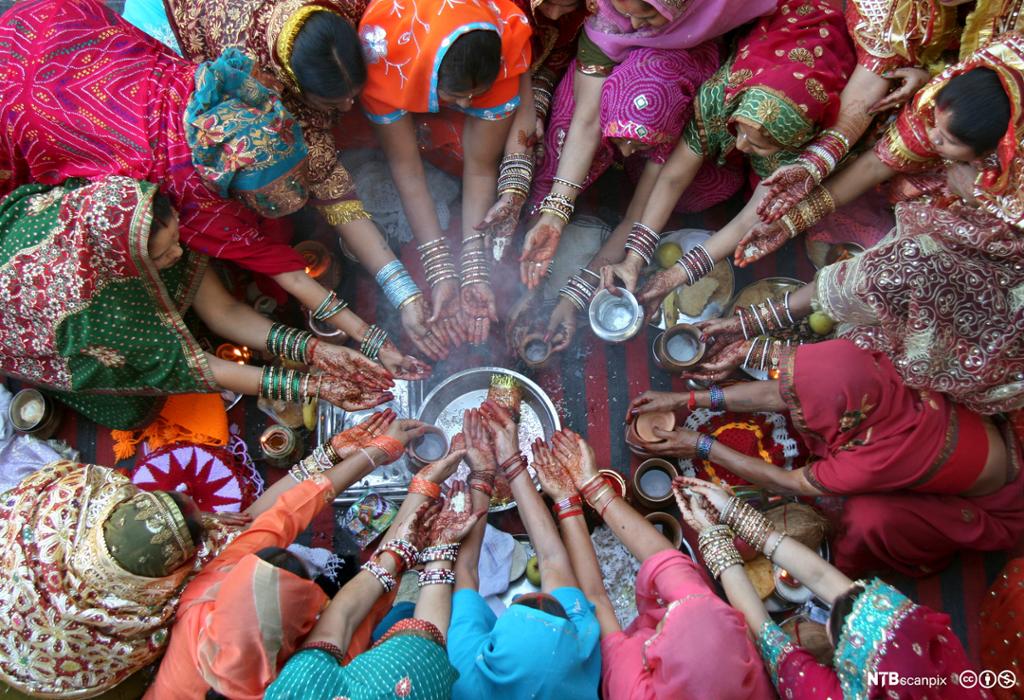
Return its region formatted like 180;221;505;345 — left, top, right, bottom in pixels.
980;559;1024;699
511;0;588;86
0;0;305;275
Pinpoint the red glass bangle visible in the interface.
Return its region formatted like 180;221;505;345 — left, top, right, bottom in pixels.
409;476;441;499
687;390;697;411
369;435;405;463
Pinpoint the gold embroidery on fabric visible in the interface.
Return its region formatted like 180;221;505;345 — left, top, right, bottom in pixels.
275;5;338;90
839;395;875;433
788;47;815;67
318;200;371;225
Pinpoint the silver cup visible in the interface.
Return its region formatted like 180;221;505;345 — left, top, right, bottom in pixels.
589;288;644;343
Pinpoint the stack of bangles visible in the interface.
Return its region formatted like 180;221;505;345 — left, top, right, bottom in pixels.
418;544;459;587
460;235;490;288
499;453;527;482
624;222;660;265
289;440;342;483
533;85;552;119
552;493;583;520
735;291;796;339
259;366;320;403
311;290;348;322
742;336;799;373
538;192;575;225
266;323;315;364
721;496;775;551
375;260;423;311
675;244;715;285
468;470;495;498
687;385;726;411
796;128;850;183
559;268;600;312
695;433;716;462
779;185;835;239
408;475;441;499
366;435;403;465
580;474;616;516
362;537;419;592
697;524;743;579
417;238;458;288
497;153;534;199
360;324;389;362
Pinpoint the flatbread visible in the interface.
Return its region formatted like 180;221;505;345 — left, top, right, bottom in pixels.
744;556;776;599
676;261;730;317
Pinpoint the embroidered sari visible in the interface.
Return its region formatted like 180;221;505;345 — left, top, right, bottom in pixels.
875;32;1024;231
684;0;856;178
357;0;533;124
530;45;726;211
160;0;372;226
960;0;1024;60
0;461;234;698
980;559;1024;700
0;0;307;275
512;0;590;93
756;578;984;699
0;177;221;429
844;0;958;76
779;339;1024;576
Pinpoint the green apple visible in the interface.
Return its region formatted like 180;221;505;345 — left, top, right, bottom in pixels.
656;242;682;269
808;311;835;336
525;555;541;587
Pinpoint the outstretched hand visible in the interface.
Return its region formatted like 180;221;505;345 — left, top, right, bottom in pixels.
319;376;394;411
867;67;930;115
680;339;750;383
755;164;817;224
427;480;487;545
309;341;394;390
531;438;577;501
329;409;396;459
520;222;562;289
734;221;791;268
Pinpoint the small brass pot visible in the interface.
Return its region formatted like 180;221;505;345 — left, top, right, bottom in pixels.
632;458;680;510
654;323;706;373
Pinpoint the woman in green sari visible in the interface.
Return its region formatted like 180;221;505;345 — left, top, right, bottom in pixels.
0;176;394;429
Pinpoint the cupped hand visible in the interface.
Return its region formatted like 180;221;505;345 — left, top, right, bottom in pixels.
755;164;817;224
427;279;463;345
692;316;744;349
544;298;577;352
868;67;930;114
674;475;732;516
734;220;791;268
320;376;394;411
479;399;520;463
627;390;684;421
549;429;599;490
393;499;442;551
477;193;525;261
520;220;563;289
672;480;717;533
309;341;394;390
329;409;396;459
680;339;749;384
506;287;541;354
212;511;253;528
462;409;498;474
379;342;432;381
638;426;701;458
418;447;467;485
531;439;576;501
400;295;449;361
428;480;487;545
459;282;498;346
600;253;645;294
384;418;429;447
637;266;686;322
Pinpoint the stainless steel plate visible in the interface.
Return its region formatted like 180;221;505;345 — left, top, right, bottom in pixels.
652;229;735;330
416;367;561;512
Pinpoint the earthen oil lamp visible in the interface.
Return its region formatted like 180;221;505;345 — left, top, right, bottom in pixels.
518;332;553;369
632;458;680;510
295;240;341;290
626;410;676;456
259;424;303;468
215;343;252;365
645;511;683;548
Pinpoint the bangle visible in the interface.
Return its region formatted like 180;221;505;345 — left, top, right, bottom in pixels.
418;238;458;288
368;435;404;464
375;260;422;310
698;525;743;579
674;244;715;285
311;290;349;322
420;543;460;563
538;192;575;225
418;567;456;587
361;560;396;592
695;434;715;462
765;532;788;562
378;538;419;570
553;493;583;519
687;390;697;411
259;366;304;402
409;476;441;499
359;324;389;362
558;271;598;312
359;447;379;469
266;323;315;363
468;472;495;497
300;641;345;663
497;153;534;199
720;496;774;551
499;454;527;481
624;222;660;265
709;385;726;411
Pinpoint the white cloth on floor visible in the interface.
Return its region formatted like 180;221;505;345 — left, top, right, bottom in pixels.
478;524;516;598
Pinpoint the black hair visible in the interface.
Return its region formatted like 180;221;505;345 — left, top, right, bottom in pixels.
205;691;228;700
827;583;866;645
291;12;366;99
437;30;501;95
936;67;1011;155
149;192;173;236
164;491;203;547
511;592;569;619
256;546;311;580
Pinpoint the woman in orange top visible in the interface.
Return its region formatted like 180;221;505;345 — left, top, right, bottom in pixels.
358;0;532;346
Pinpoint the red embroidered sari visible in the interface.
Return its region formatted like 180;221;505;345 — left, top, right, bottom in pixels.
0;0;305;275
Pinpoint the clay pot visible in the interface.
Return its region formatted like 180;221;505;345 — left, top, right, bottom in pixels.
646;511;683;548
654;323;706;373
632;458;680;509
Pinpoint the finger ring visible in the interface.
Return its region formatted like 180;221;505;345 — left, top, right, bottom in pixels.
475;317;486;322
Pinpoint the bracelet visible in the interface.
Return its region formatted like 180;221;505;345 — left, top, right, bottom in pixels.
300;641;345;663
558;270;598;312
501;455;528;482
778;185;835;239
720;496;774;551
697;525;743;579
259;366;304;402
765;532;788;562
311;290;349;322
552;493;583;519
674;244;715;285
624;222;660;265
359;324;389;362
409;476;441;499
418;567;457;587
551;176;583;192
497;152;534;199
361;559;397;592
375;260;423;310
359;447;379;470
460;245;491;288
708;385;726;411
368;435;404;464
687;390;697;411
695;434;715;461
797;128;851;182
417;238;459;288
378;539;419;571
419;543;461;563
538;192;575;225
468;471;495;497
287;441;340;482
266;323;315;363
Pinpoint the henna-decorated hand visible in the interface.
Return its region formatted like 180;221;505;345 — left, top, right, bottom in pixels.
459;282;498;346
680;339;751;383
755;164;817;224
427;480;487;545
379;341;432;380
637;266;686;322
462;409;498;475
400;295;449;361
674;476;732;516
477;193;526;261
427;279;464;348
692;316;745;350
531;437;577;501
600;253;645;295
383;418;429;447
734;221;791;268
393;499;442;551
309;341;394;390
548;429;599;490
507;287;541;354
672;479;718;534
627;391;684;422
479;400;520;463
868;67;930;115
211;511;253;528
320;375;394;411
544;298;577;352
418;447;467;485
329;409;396;459
520;220;563;289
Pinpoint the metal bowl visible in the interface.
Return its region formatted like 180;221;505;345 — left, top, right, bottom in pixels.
416;368;561;512
589;288;644;343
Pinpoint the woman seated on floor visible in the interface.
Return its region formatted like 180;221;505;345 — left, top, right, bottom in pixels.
0;0;428;376
628;339;1024;577
596;0;855;313
0;176;399;430
517;0;774;288
674;477;986;698
531;429;774;699
357;0;533;347
147;416;443;699
264;482;484;699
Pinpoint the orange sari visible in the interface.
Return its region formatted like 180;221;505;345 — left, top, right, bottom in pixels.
357;0;532;123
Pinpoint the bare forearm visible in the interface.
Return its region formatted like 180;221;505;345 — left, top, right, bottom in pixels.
245;449;381;518
599;495;676;562
305;564;396;648
831;66;890;146
719;563;771;634
764;532;851;605
270;270;368;339
558;514;621;636
824;150;895;209
462;116;511;237
414;562;454;639
554;74;605;185
336;218;398;275
454;486;490;591
706;443;818;497
693;381;784;413
193;270;275;348
375;119;446;243
509;471;575;588
638;142;704;233
503;74;536;155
